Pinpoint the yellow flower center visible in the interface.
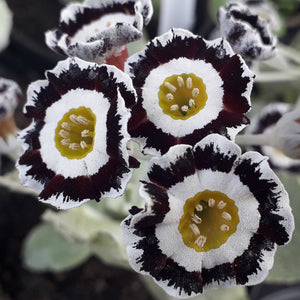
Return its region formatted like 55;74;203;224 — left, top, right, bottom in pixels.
55;106;96;159
158;73;208;120
178;190;239;252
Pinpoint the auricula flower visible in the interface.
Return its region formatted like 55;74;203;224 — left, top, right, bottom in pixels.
237;103;300;172
218;2;277;62
0;77;23;161
122;134;294;298
244;0;282;33
17;57;138;209
125;28;254;155
45;0;153;69
0;77;22;139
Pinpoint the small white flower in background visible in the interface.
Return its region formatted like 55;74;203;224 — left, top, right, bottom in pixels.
122;134;294;298
267;109;300;160
242;102;300;173
0;0;13;53
45;0;153;69
17;57;139;210
218;2;277;62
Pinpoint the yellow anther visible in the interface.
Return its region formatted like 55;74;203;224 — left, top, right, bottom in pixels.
186;77;192;89
164;82;177;93
189;223;200;236
222;211;232;221
220;224;230;232
195;235;207;247
177;76;185;87
191;214;202;224
59;130;70;139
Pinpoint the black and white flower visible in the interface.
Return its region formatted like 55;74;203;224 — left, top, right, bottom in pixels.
126;28;254;155
218;2;277;62
45;0;153;68
122;134;294;298
17;57;138;209
243;103;300;172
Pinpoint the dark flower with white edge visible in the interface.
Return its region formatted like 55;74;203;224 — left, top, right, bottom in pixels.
17;57;139;210
125;28;254;155
45;0;153;69
122;134;294;298
243;102;300;172
0;77;22;139
218;2;277;62
244;0;282;33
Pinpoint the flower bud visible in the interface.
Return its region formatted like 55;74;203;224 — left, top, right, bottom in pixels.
218;2;277;62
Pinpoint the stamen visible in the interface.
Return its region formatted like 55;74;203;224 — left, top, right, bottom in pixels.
61;122;72;131
70;114;80;125
81;129;90;137
189;224;200;236
59;130;70;139
80;141;87;149
208;198;215;207
170;104;179;111
186;77;192;89
222;211;232;221
195;204;203;212
192;88;200;98
77;115;90;126
164;82;177;93
195;235;207;247
191;214;202;224
181;105;189;112
217;201;227;209
177;76;184;87
69;143;80;150
166;93;174;101
220;224;230;232
189;99;196;107
61;138;71;146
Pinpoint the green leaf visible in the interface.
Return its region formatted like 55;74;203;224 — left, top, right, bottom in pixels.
266;171;300;282
22;224;90;272
91;231;129;268
42;205;129;269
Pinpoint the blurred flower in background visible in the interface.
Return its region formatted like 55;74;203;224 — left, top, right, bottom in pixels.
0;0;13;53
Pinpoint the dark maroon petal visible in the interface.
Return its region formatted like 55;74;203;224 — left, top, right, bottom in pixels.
148;147;196;189
202;233;275;286
25;84;60;119
220;55;252;113
21;120;44;151
194;39;232;71
18;150;55;186
90;157;131;199
40;175;98;204
46;61;98;94
130;188;204;296
193;139;238;173
234;158;290;245
233;234;274;285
